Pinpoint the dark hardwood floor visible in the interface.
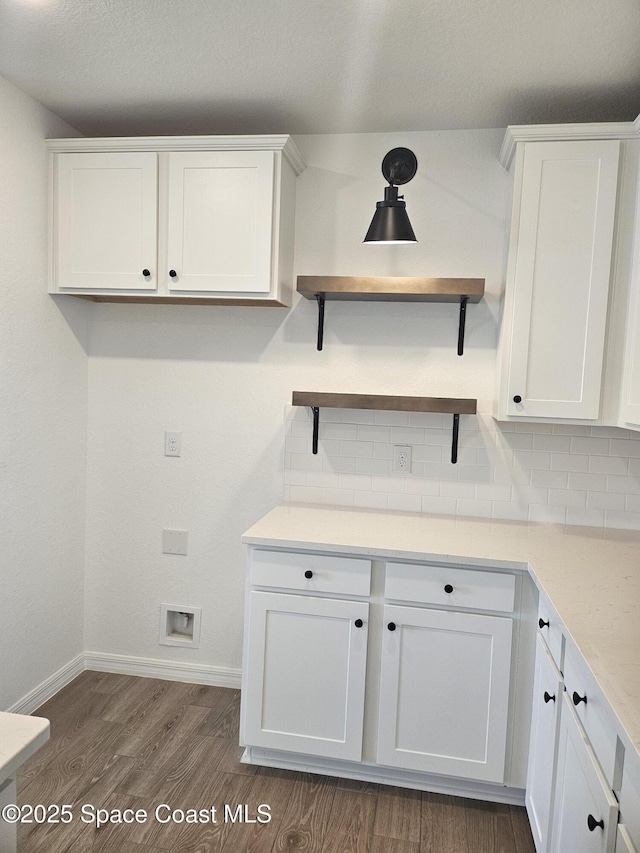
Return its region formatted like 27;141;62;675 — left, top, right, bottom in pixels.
16;672;536;852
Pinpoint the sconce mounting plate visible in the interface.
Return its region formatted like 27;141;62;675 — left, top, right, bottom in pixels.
382;148;418;185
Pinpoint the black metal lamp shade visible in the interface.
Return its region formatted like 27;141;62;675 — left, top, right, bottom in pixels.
364;147;418;244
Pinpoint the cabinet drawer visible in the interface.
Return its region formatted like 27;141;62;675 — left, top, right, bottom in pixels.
537;596;564;670
563;643;618;787
251;549;371;596
385;562;515;613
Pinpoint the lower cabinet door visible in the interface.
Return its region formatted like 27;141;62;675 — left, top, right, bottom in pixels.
243;591;368;760
376;605;513;783
526;633;564;852
549;694;618;853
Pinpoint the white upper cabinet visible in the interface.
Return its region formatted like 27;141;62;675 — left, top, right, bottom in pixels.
54;152;158;291
48;136;305;305
619;193;640;427
497;137;621;421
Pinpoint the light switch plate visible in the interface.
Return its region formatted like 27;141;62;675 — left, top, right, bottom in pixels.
163;529;188;555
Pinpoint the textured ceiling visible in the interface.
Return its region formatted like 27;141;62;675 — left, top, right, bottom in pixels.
0;0;639;136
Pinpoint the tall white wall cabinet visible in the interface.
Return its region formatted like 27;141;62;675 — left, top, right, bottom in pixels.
47;136;305;305
495;119;640;432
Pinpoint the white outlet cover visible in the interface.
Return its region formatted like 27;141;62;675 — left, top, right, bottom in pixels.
162;528;188;555
164;431;182;457
392;445;412;474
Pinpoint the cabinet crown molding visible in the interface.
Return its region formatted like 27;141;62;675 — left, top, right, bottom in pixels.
46;134;307;175
499;119;640;169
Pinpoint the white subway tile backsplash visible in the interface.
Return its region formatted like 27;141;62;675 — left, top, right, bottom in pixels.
421;495;457;514
323;455;357;474
528;505;567;524
355;457;392;476
339;440;374;458
610;438;640;457
570;436;611;455
354;490;388;510
548;488;587;508
391;426;426;444
550;453;589;472
532;434;572;453
441;481;476;499
388;493;423;512
530;470;569;489
567;472;607;492
586;491;626;511
456;498;493;518
356;424;392;443
283;408;640;530
566;508;605;527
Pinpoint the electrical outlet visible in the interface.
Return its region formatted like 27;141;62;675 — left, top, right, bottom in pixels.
392;445;412;474
165;431;182;457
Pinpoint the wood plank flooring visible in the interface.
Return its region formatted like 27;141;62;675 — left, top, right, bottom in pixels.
16;672;536;852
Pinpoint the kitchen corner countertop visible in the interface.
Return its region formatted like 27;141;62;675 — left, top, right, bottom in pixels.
242;503;640;758
0;712;49;783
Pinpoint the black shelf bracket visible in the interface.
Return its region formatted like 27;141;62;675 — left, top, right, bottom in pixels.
451;413;460;464
457;297;469;356
312;407;320;454
316;295;325;351
309;406;462;462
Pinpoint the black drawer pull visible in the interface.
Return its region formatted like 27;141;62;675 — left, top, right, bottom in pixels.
587;815;604;832
543;691;555;704
304;570;313;579
538;618;549;629
572;691;587;706
142;268;151;277
387;622;396;632
169;269;178;278
444;584;454;594
513;395;522;403
354;619;363;628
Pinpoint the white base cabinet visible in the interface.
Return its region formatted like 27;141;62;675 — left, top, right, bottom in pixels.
550;694;618;853
240;548;530;801
48;135;304;305
377;604;512;783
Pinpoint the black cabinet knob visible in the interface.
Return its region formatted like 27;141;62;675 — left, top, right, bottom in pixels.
513;395;522;403
444;584;454;594
142;269;151;277
169;269;177;278
572;691;587;706
587;815;604;832
539;618;550;629
543;691;555;704
387;622;396;631
304;570;313;579
354;619;363;628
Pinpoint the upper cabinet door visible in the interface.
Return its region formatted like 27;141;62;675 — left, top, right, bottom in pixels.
165;150;275;293
502;140;620;420
55;152;158;291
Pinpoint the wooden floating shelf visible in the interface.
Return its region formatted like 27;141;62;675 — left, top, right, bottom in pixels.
292;392;477;463
297;276;485;303
296;276;485;353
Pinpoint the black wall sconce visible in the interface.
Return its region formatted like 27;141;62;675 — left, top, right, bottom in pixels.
364;147;418;244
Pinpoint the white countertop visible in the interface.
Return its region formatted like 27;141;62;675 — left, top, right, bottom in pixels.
0;712;49;783
243;504;640;757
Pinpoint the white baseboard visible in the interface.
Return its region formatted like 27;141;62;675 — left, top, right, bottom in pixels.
7;652;241;715
7;653;85;715
83;652;242;689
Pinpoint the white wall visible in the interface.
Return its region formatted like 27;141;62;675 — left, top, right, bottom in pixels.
83;129;507;673
0;75;88;710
